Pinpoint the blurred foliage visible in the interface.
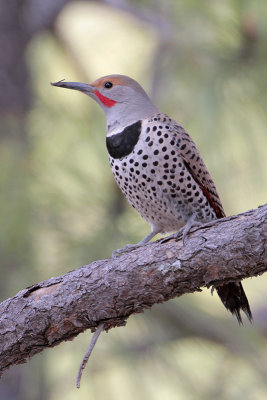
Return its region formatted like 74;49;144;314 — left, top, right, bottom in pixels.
0;0;267;399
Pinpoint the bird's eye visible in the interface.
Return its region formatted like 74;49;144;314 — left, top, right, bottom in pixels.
104;81;113;89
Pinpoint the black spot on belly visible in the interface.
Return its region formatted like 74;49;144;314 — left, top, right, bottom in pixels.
106;120;142;159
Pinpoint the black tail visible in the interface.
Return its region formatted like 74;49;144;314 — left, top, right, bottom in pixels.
216;282;252;324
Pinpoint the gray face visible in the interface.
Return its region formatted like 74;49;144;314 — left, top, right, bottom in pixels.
51;75;158;135
93;85;157;135
98;85;136;103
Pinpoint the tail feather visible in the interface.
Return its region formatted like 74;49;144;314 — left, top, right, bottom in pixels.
216;282;252;324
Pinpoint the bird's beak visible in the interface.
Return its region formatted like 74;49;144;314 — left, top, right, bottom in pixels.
51;79;95;94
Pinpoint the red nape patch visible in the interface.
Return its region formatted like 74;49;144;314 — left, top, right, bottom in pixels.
95;90;117;107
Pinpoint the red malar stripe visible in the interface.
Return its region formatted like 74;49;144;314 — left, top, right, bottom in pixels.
95;90;117;108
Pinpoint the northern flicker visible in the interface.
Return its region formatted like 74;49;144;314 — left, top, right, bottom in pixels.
52;75;252;324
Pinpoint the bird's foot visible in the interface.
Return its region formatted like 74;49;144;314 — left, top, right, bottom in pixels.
160;217;203;246
159;230;183;245
112;243;143;257
112;229;160;257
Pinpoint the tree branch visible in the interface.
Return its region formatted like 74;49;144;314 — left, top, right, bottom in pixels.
1;204;267;376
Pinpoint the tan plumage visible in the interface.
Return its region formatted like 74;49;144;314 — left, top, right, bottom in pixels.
176;124;225;219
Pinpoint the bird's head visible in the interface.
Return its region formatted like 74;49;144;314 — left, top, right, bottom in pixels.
51;74;157;134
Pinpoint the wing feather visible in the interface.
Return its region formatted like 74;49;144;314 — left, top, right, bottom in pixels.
173;123;225;218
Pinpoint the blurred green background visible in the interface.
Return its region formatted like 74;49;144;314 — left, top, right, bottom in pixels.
1;0;267;399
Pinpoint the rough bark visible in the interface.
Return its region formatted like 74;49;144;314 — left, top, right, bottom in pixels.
0;204;267;376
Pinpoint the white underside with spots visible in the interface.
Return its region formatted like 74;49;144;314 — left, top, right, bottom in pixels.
109;112;218;235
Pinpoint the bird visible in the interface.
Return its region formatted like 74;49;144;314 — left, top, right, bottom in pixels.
51;74;252;324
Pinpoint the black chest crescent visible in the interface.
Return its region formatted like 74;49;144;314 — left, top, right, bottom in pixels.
106;120;142;159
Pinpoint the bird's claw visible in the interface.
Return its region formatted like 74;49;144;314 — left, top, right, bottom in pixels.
112;243;140;257
159;228;186;245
